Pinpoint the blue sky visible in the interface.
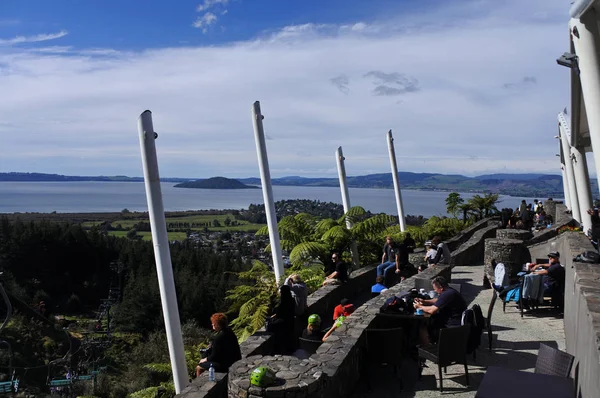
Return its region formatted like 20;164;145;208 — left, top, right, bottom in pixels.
0;0;577;178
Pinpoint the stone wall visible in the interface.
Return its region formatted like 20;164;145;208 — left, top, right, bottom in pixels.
528;230;600;398
528;202;578;245
178;216;496;398
445;217;500;252
483;238;531;284
495;229;533;241
225;265;452;398
178;265;378;398
451;221;501;266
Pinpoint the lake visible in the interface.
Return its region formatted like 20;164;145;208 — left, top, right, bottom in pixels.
0;182;546;217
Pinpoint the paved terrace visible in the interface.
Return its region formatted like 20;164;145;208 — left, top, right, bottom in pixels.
349;264;566;397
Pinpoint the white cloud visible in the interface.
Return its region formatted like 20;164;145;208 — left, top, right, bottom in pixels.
0;30;68;46
0;0;573;179
194;0;229;32
192;12;218;33
196;0;229;12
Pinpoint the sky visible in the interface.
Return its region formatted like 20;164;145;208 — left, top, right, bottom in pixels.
0;0;580;178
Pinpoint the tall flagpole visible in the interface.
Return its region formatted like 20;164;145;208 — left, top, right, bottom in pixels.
137;110;188;393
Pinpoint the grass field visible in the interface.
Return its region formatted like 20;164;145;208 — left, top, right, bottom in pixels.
82;213;265;234
108;231;188;241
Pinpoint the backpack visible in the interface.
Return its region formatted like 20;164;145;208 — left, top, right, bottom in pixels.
380;295;412;314
461;308;482;354
573;250;600;264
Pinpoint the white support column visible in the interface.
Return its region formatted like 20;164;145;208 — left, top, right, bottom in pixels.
572;144;593;232
335;147;360;268
251;101;284;284
559;138;572;210
570;14;600;195
560;123;582;222
137;111;188;394
386;130;406;232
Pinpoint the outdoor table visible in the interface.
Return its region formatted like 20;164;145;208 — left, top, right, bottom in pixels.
475;366;574;398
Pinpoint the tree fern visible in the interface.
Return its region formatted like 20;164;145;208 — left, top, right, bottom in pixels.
289;242;329;267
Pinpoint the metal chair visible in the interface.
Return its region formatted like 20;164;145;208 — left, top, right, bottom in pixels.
364;327;405;390
534;343;574;378
485;285;498;352
418;325;470;392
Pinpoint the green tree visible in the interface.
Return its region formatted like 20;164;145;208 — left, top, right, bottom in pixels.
445;192;464;218
212;219;221;227
467;193;500;220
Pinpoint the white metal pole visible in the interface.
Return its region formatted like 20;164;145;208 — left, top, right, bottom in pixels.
571;144;593;232
251;101;284;284
560;123;581;222
386;130;406;232
559;139;572;210
137;110;188;394
570;15;600;196
336;147;360;268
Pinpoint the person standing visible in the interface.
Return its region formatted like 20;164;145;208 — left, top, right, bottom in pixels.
284;274;308;316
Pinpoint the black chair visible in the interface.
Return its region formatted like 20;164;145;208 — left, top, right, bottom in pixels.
418;325;470;392
534;344;574;378
485;286;498;352
364;327;405;390
297;337;322;357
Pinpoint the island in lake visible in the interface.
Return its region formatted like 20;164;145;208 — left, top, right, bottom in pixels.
174;176;260;189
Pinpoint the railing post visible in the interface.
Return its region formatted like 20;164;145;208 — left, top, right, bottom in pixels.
251;101;284;284
137;110;188;394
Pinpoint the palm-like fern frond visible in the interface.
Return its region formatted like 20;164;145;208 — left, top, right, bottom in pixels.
143;363;172;375
314;218;340;236
338;206;367;225
289;241;329;266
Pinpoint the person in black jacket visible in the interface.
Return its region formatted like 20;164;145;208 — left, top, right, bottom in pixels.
196;313;242;377
267;284;296;353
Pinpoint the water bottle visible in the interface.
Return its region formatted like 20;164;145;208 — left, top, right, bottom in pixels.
208;363;215;382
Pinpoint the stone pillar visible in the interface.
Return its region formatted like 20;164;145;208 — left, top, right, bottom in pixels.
484;238;531;285
496;229;533;241
571;144;594;233
544;199;556;222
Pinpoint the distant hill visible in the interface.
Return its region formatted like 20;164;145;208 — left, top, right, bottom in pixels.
0;172;192;183
1;171;585;197
174;177;259;189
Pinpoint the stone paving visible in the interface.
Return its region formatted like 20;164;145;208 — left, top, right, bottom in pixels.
350;264;566;397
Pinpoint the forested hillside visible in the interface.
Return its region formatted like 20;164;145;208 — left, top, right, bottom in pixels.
0;217;249;396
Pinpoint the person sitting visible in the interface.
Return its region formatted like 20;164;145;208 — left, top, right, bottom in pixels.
322;252;348;286
196;313;242;377
528;251;565;299
371;276;388;294
376;236;399;280
302;314;325;341
420;240;436;272
267;285;296;354
332;298;355;321
430;236;451;266
413;276;466;344
284;274;308;316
